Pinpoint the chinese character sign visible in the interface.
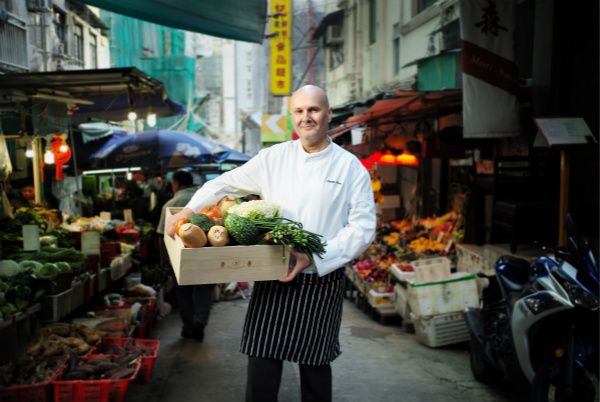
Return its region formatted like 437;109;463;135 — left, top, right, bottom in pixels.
270;0;292;95
460;0;518;138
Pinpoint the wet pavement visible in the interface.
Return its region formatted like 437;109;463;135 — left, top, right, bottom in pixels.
124;289;529;402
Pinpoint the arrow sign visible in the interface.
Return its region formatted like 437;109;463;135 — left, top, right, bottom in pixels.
262;114;288;133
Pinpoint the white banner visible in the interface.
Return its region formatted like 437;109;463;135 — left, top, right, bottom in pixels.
460;0;519;138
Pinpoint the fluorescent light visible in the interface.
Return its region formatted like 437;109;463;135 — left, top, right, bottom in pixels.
82;167;142;175
128;111;137;121
31;93;94;105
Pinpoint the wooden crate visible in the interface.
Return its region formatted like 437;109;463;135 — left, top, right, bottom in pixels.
164;207;289;285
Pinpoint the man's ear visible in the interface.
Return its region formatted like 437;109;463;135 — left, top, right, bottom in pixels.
328;107;333;123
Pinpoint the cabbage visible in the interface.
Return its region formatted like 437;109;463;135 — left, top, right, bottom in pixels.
20;260;43;272
37;263;59;280
54;262;71;273
0;260;20;278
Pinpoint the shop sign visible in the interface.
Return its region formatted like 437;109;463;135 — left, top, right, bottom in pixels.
269;0;292;96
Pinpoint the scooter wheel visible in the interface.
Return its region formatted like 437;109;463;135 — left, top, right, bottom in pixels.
469;341;502;384
530;358;599;402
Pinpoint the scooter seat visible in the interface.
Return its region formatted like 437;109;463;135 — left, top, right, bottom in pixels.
498;255;530;273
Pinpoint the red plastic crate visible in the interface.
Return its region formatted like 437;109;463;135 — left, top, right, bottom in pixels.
0;357;66;402
121;297;157;336
92;337;159;385
53;356;140;402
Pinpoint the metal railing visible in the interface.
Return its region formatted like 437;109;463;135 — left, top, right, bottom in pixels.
0;11;29;71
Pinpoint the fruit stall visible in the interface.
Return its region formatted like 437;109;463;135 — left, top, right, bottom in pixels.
344;210;480;347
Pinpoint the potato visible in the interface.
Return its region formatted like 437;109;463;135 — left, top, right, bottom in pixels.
217;195;237;215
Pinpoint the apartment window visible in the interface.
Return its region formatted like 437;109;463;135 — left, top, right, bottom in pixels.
369;0;376;44
74;24;83;64
393;23;401;76
330;46;344;70
53;11;65;53
28;12;44;49
89;33;97;68
393;38;400;75
418;0;437;14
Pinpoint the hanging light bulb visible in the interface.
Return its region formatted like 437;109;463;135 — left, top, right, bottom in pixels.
367;151;383;163
25;140;34;158
60;137;68;152
128;108;137;121
147;103;156;127
44;146;54;164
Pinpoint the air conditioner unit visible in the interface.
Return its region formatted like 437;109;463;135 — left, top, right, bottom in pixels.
326;25;343;46
27;0;50;11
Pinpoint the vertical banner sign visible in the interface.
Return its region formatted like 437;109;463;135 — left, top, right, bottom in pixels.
459;0;519;138
270;0;292;95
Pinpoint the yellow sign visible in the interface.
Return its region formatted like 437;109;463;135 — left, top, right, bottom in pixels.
270;0;292;95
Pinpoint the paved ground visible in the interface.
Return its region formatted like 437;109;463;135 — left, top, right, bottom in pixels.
124;288;529;402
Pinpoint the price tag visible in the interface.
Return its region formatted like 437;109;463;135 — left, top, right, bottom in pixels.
123;209;133;223
100;211;111;221
81;231;101;255
444;239;454;252
23;225;40;252
436;232;445;243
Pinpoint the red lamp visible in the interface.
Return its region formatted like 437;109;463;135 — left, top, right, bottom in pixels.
359;158;372;170
367;151;383;163
50;136;71;179
396;150;418;166
378;151;397;165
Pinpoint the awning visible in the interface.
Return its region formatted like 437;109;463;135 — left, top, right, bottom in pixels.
328;89;462;139
313;10;344;40
76;0;268;44
0;67;186;126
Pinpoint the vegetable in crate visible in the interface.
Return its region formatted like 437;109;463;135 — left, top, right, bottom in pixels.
223;213;258;245
200;205;222;220
227;199;281;220
253;217;327;268
207;225;229;247
179;223;207;248
188;213;214;233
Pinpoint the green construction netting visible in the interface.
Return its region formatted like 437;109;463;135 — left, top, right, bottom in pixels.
100;10;195;131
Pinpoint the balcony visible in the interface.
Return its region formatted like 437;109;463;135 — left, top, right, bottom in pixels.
0;11;29;72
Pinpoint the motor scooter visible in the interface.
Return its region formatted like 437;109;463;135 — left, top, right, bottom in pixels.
464;214;599;401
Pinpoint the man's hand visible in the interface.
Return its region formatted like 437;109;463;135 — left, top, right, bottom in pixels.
279;249;312;282
165;207;194;238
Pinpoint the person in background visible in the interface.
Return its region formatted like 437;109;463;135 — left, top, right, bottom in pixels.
165;85;376;402
10;182;35;210
157;169;215;340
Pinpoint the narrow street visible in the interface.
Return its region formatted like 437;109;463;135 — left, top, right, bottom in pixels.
125;290;529;402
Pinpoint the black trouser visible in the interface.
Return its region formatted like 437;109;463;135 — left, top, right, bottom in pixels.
245;356;332;402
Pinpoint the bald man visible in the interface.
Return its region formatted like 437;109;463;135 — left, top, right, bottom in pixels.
166;85;376;401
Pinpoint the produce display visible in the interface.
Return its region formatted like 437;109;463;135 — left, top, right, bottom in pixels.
60;353;137;381
0;357;65;387
25;322;102;357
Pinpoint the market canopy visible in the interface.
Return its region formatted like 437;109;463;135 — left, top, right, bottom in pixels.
328;89;463;139
0;67;186;127
76;0;268;44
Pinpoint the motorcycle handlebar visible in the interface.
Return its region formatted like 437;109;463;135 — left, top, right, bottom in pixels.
534;241;572;258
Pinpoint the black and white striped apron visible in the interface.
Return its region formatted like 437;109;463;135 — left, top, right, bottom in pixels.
240;268;345;366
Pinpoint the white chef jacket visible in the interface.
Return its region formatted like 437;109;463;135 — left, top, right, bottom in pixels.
186;138;376;276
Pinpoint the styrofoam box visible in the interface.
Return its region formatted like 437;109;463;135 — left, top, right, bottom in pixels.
408;272;479;317
367;289;395;308
411;257;451;284
410;311;471;348
393;283;412;323
391;263;416;282
164;208;289;285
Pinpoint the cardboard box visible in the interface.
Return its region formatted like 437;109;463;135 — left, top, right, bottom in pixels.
164;207;289;285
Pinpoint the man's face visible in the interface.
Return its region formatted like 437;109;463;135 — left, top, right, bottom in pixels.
21;186;34;201
290;87;332;147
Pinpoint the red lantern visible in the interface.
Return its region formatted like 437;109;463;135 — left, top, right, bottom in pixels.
50;136;71;180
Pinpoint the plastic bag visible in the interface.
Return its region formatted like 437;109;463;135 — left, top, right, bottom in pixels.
0;133;13;181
